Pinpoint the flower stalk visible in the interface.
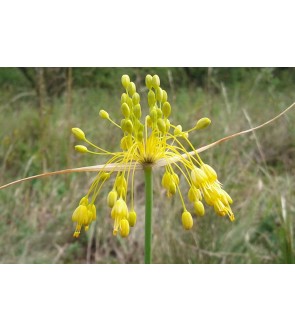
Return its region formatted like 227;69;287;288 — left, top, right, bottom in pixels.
144;166;153;264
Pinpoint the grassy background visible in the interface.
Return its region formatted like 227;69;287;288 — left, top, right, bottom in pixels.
0;68;294;263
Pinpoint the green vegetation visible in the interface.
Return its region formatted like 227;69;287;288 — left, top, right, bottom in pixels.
0;68;294;263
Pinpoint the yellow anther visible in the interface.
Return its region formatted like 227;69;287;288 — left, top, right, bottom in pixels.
107;190;118;208
128;210;137;227
162;102;171;118
99;110;109;119
121;75;130;89
195;117;211;130
120;218;130;237
152;75;160;88
221;189;233;204
72;128;86;141
194;201;205;216
182;211;193;230
75;145;88;153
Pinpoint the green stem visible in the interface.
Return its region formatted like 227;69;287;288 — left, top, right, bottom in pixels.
144;166;153;264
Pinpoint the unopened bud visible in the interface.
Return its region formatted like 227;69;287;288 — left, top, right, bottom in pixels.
72;128;86;141
182;211;193;230
75;145;88;153
195;117;211;130
99;110;109;119
121;75;130;89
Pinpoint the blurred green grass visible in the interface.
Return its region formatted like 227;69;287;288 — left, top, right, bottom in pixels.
0;68;294;263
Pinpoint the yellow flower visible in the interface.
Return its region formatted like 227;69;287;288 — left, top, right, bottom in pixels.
71;74;235;238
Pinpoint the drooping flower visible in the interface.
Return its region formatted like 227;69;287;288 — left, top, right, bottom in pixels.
71;74;234;237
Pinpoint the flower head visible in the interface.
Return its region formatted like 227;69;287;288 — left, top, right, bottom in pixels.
71;74;234;237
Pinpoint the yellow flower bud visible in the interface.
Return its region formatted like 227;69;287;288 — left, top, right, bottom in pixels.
99;110;109;119
188;186;202;202
152;75;160;88
191;167;208;187
111;198;128;220
72;128;86;141
148;90;156;107
165;119;171;131
172;173;179;185
124;119;133;134
201;164;217;182
149;107;158;122
137;130;143;141
127;82;136;96
194;201;205;216
162;102;171;118
162;171;171;190
121;103;130;118
145;74;153;89
107;190;117;208
156;108;163;118
174;125;182;136
100;172;110;181
72;205;88;224
132;92;140;105
156;87;163;101
121;93;128;104
121;75;130;89
182;211;193;230
162;90;168;103
120;135;133;150
146;115;152;127
168;182;176;195
116;175;127;191
128;210;137;227
88;203;97;221
133;104;142;119
75;145;88;153
157;118;166;133
79;196;89;205
195;117;211;130
120;218;130;237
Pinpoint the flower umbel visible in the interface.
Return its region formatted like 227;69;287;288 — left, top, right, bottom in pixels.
71;74;234;238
